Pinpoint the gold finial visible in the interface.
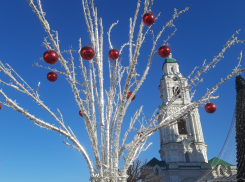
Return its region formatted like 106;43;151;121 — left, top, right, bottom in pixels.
168;53;172;58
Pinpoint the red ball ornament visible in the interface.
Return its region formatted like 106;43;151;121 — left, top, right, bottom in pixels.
80;46;95;60
79;111;83;117
158;45;171;58
109;49;119;60
205;102;216;113
143;12;155;26
47;72;58;82
138;132;144;137
43;50;58;64
127;91;136;101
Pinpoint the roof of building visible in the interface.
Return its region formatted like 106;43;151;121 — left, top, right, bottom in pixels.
165;58;178;63
146;157;235;168
146;157;166;167
162;58;179;69
208;157;235;167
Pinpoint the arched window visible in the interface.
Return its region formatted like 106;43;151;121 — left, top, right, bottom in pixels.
185;152;190;162
171;66;174;73
172;87;181;98
178;119;188;134
155;168;159;176
219;167;224;176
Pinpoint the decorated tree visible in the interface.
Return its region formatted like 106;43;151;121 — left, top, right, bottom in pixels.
235;75;245;182
0;0;244;181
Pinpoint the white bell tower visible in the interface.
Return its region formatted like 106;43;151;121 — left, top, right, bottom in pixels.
158;54;208;164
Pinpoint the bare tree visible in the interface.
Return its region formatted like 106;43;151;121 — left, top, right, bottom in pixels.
0;0;244;181
126;159;162;182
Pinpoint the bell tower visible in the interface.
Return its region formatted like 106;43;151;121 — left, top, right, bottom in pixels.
158;54;208;164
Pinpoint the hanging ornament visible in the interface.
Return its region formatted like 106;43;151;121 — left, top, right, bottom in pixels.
109;49;119;60
138;132;144;137
205;102;216;113
79;111;83;117
43;50;58;64
80;46;95;60
143;12;155;26
0;103;1;110
127;91;136;101
47;72;58;82
158;45;171;58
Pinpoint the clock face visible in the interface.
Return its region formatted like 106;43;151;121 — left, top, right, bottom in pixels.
173;77;177;81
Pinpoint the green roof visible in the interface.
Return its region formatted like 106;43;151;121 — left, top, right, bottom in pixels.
146;157;166;167
208;157;235;167
164;58;178;64
162;58;179;69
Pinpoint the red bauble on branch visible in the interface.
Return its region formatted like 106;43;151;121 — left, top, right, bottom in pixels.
205;102;216;113
127;91;136;101
79;111;83;117
138;132;144;137
43;50;58;64
158;45;171;58
47;72;58;82
109;49;119;60
80;46;95;60
143;12;155;26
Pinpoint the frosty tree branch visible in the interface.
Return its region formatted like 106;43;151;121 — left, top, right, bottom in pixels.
0;88;95;177
29;0;103;178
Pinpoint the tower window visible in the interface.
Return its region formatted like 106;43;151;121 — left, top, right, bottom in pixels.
219;167;224;176
178;119;188;134
185;152;190;162
171;66;174;73
172;87;181;98
155;168;159;176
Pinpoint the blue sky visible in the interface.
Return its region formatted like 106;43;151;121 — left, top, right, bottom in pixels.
0;0;245;181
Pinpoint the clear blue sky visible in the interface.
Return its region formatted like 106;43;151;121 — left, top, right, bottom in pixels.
0;0;245;181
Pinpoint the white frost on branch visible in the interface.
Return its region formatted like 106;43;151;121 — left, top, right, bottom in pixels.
107;20;119;50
